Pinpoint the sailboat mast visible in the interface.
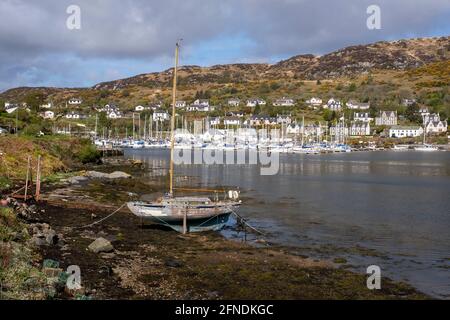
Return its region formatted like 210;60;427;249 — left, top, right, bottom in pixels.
169;42;180;195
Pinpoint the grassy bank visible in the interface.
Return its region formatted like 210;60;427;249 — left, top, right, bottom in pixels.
0;135;100;191
0;207;48;299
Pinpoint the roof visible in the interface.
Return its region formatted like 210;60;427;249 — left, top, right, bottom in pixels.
379;110;397;117
390;126;421;130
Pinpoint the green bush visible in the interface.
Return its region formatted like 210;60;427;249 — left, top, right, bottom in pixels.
77;144;101;164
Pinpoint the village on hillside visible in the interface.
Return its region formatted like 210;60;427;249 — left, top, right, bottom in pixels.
1;92;448;150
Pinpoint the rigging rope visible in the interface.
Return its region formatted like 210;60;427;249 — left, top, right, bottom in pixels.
230;209;266;236
74;202;127;229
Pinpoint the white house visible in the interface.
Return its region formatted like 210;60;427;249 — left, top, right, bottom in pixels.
175;101;187;108
375;111;397;126
306;97;322;107
244;115;276;126
286;124;301;134
353;112;373;123
41;111;55;119
418;106;430;117
227;111;245;118
329;125;349;137
40;102;52;109
273;97;295;107
228;98;240;107
346;100;370;110
246;98;266;107
65;111;82;119
107;110;122;119
68;98;82;105
276;114;292;125
4;103;19;114
423;114;447;134
135;105;145;112
425;120;447;134
223;117;241;126
423;113;441;124
99;103;122;118
402;98;417;107
389;126;423;138
193;99;210;107
326;98;342;111
186;104;213;112
349;122;371;136
209;117;221;126
153;110;170;122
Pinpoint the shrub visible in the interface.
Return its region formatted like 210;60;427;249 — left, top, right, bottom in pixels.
77;144;101;164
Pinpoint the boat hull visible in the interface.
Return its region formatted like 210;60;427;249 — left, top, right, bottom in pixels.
127;201;237;232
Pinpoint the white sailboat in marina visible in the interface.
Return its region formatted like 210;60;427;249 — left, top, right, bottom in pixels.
127;41;242;233
414;124;439;152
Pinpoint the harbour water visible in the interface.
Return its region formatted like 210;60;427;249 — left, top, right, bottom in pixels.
124;149;450;298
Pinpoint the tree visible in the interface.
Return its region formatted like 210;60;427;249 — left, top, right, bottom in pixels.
98;112;112;129
405;103;421;124
24;91;46;113
323;109;336;122
253;103;261;115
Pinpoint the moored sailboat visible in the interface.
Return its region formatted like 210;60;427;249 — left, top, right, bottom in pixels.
127;41;242;233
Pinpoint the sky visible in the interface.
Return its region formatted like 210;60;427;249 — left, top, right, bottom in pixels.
0;0;449;92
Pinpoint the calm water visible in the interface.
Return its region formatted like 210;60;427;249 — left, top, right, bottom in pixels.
124;149;450;298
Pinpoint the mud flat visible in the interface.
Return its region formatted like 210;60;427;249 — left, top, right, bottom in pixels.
31;171;428;299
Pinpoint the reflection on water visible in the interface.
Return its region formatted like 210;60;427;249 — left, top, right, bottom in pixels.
125;149;450;298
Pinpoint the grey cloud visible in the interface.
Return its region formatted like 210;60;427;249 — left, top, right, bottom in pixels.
0;0;449;91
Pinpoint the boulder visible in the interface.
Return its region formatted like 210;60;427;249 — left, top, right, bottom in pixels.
88;237;114;253
66;176;89;184
45;229;58;245
108;171;131;179
85;171;110;179
32;234;47;246
85;170;131;179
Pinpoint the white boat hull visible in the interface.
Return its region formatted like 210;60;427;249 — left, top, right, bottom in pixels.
127;198;241;232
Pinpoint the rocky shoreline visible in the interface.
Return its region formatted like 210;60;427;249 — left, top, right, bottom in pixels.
0;161;429;300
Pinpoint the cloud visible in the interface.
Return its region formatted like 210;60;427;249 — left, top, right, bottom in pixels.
0;0;449;91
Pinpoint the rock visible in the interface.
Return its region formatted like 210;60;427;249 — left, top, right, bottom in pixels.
32;235;47;246
45;230;58;245
164;259;183;268
85;170;131;179
66;176;89;184
88;237;114;253
108;171;131;179
100;252;116;259
85;171;110;179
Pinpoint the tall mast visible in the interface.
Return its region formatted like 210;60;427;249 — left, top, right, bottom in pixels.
169;41;180;195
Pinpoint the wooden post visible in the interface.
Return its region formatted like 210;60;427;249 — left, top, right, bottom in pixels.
24;156;31;200
183;204;188;234
35;155;41;202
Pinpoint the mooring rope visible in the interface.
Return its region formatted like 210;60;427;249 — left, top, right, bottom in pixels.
74;202;127;229
230;209;266;236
